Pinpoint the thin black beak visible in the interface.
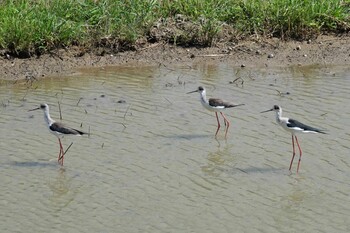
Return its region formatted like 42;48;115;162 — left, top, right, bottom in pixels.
186;90;198;94
260;108;273;113
28;107;40;112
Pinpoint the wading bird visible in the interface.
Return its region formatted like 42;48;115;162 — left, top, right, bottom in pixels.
187;86;244;138
29;104;86;166
261;105;326;173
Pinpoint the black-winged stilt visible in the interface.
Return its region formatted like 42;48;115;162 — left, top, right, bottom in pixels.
29;103;86;166
261;105;326;173
187;86;244;138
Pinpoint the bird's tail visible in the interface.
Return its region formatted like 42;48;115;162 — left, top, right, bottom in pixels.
316;129;327;134
75;129;87;135
227;103;245;108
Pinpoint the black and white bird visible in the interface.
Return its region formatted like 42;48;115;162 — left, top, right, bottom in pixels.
261;105;326;173
187;86;244;138
29;103;86;166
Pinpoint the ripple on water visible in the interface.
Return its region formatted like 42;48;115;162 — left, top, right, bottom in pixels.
0;64;350;232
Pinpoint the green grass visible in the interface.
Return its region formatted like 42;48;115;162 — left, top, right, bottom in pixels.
0;0;349;56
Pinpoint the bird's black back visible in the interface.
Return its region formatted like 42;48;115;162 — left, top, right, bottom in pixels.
50;122;86;135
287;119;326;134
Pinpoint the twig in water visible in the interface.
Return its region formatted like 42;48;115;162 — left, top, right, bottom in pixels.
123;105;131;119
58;101;62;120
229;77;244;86
177;75;186;86
116;122;127;129
76;97;83;106
236;168;248;174
248;72;256;81
63;142;73;155
275;89;290;96
164;97;172;105
22;89;29;101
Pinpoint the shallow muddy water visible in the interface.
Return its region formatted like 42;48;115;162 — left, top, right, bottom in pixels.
0;63;349;232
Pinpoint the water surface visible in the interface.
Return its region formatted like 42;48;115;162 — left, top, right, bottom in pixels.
0;63;349;232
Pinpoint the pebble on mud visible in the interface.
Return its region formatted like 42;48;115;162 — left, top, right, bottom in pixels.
268;53;274;58
296;45;301;50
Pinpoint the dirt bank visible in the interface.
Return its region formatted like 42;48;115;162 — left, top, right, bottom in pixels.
1;34;349;81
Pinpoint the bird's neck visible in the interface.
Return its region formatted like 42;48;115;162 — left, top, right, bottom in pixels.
275;109;282;123
44;109;55;126
200;91;208;105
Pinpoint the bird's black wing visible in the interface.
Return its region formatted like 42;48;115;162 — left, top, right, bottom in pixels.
208;98;244;108
50;122;85;135
287;119;326;134
208;98;225;107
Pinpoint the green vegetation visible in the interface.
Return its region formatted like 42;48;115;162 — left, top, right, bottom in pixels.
0;0;349;57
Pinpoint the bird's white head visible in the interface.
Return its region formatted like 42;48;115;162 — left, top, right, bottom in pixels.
40;103;49;111
187;86;206;95
261;105;283;123
29;103;49;112
29;103;54;126
261;105;281;113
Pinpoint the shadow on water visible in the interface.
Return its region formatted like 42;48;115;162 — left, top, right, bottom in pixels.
1;63;349;232
11;161;58;168
46;168;79;211
203;163;286;176
158;133;212;140
235;166;286;174
202;144;287;176
10;161;78;208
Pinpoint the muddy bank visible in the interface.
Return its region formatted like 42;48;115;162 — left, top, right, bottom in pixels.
1;34;349;81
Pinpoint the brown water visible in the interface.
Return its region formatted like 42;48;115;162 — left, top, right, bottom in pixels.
1;63;349;232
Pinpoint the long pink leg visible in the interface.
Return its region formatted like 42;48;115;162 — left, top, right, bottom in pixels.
289;135;296;171
220;112;230;139
295;136;303;173
58;138;64;166
215;112;221;137
57;138;62;163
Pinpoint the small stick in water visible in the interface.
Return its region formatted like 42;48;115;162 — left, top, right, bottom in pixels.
63;142;74;156
58;101;62;120
76;97;83;106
